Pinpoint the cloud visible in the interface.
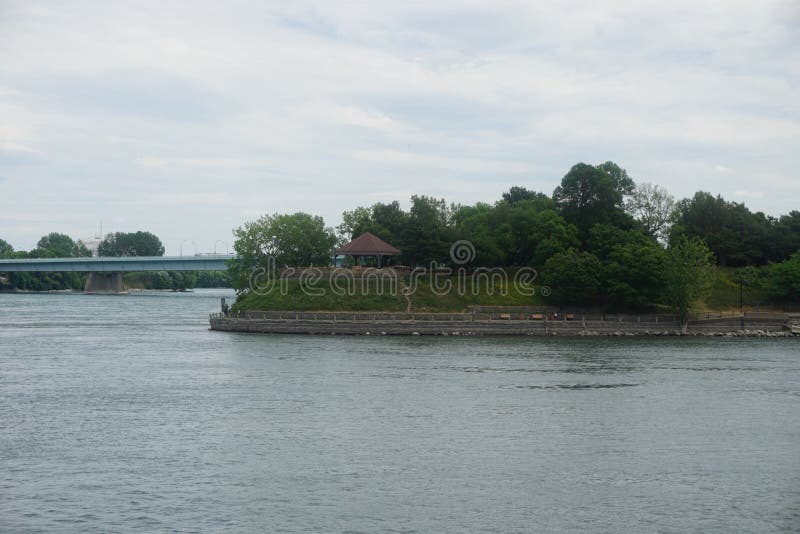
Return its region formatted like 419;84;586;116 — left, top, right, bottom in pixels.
329;106;396;132
734;190;765;198
151;193;235;206
0;141;42;164
0;0;798;252
25;68;230;123
136;156;251;169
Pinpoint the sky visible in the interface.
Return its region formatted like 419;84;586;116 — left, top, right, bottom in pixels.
1;0;798;255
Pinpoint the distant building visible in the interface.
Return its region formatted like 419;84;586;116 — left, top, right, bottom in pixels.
79;237;102;257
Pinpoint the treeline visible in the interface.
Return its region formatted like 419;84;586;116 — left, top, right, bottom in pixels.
0;231;230;290
338;162;799;269
124;271;231;291
0;232;92;290
232;161;799;314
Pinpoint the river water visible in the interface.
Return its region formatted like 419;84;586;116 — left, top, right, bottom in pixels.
1;289;798;532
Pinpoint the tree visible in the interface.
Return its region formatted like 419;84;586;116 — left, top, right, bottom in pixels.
37;233;76;257
596;161;635;195
337;206;372;242
72;240;92;257
553;161;635;238
670;192;780;266
602;236;667;309
0;238;12;258
772;211;800;262
401;195;457;265
230;212;337;291
453;203;509;266
371;201;407;242
502;186;553;208
662;236;716;331
541;249;603;306
625;182;675;241
491;199;544;266
763;252;800;303
527;210;580;267
98;231;165;257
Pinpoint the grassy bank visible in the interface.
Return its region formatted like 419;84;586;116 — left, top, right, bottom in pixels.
232;275;546;313
704;267;770;311
232;267;790;313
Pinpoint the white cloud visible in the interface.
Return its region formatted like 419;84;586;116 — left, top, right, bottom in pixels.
0;0;798;252
734;190;765;198
0;141;40;155
152;193;235;205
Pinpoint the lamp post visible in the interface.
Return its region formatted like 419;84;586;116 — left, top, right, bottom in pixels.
214;240;227;255
739;278;744;314
180;239;190;257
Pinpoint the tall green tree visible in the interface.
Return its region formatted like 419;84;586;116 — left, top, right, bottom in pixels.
527;210;580;267
230;212;337;291
98;231;165;257
669;192;787;266
453;202;509;266
541;249;604;306
602;236;667;309
337;206;373;242
0;238;12;258
662;236;716;330
553;161;635;238
401;195;457;265
37;232;76;257
772;211;800;261
763;252;800;303
502;186;553;208
491;199;543;265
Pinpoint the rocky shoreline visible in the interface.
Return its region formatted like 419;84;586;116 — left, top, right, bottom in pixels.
576;329;796;337
209;311;798;338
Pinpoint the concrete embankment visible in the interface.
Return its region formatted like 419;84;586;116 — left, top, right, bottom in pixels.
209;310;797;337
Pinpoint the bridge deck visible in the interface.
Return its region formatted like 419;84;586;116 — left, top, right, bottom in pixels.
0;255;234;272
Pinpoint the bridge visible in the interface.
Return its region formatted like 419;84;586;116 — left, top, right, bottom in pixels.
0;255;234;293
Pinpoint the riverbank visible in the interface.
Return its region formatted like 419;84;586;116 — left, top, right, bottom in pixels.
210;310;798;337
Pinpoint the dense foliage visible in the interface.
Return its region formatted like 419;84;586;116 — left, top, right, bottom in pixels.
763;252;800;303
662;237;717;328
0;232;93;290
1;230;168;291
234;159;797;311
229;212;337;291
671;192;799;266
98;231;165;257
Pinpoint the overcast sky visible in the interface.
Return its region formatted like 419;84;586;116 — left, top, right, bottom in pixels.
1;1;798;254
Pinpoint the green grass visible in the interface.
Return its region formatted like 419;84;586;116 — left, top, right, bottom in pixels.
408;277;544;311
233;279;407;312
704;267;769;311
232;274;545;312
233;267;778;313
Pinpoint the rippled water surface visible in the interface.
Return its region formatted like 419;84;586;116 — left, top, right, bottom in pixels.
1;290;799;532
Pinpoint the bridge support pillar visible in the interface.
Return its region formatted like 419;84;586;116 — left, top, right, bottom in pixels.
85;272;127;294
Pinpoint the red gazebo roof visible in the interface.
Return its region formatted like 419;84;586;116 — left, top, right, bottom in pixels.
334;232;400;256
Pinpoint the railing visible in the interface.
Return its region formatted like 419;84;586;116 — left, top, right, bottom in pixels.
213;310;682;324
212;309;790;325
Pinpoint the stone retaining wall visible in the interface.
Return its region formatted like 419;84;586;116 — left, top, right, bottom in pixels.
210;312;795;337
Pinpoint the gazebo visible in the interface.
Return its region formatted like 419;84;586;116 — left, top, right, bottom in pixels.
334;232;400;268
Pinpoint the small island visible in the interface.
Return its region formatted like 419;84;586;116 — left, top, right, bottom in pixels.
211;161;800;337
